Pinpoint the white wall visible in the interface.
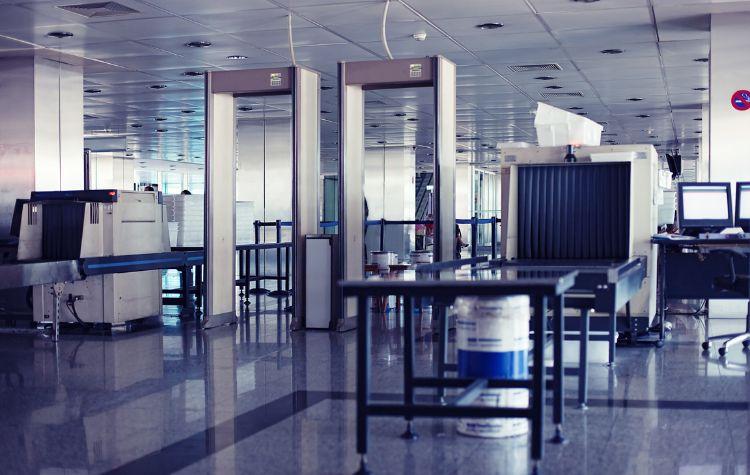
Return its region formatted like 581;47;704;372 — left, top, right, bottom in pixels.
709;13;750;316
710;13;750;185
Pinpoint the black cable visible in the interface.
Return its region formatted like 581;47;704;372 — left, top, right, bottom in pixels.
66;296;93;330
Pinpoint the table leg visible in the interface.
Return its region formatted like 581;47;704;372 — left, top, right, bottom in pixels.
437;305;448;403
531;296;547;470
659;244;667;347
550;295;566;444
578;308;590;409
195;264;203;311
401;297;418;440
607;302;616;367
356;296;371;475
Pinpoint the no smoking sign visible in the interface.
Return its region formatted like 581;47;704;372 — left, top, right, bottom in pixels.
731;90;750;111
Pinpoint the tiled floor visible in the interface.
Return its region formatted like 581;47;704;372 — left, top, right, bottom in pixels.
0;297;748;475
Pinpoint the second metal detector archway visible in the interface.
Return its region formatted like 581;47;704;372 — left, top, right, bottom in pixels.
204;66;320;329
337;56;457;328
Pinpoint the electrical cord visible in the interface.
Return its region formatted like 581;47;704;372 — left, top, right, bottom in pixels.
381;0;394;60
65;296;93;330
288;13;297;66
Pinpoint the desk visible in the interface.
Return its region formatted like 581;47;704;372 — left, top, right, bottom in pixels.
653;235;750;354
340;266;577;474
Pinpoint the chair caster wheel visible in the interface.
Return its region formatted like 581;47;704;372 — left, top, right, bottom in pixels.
701;341;710;350
743;340;750;348
718;347;727;357
655;339;664;348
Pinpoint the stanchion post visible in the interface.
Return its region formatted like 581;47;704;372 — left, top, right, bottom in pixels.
491;216;498;259
254;220;261;294
470;214;478;259
276;220;282;291
379;218;385;252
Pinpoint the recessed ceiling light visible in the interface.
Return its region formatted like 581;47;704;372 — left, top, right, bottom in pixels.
693;87;708;91
130;123;143;128
476;22;503;30
183;71;204;77
238;106;253;112
47;31;74;39
181;109;195;114
155;117;167;121
84;88;101;93
600;48;624;54
545;85;563;89
568;106;583;110
156;128;168;133
627;97;643;102
636;114;650;118
185;40;212;48
535;76;556;81
693;57;709;63
226;55;248;60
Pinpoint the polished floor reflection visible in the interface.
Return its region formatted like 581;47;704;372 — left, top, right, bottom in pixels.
0;297;749;475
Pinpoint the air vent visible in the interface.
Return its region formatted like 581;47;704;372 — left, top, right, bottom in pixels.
508;63;562;73
58;2;139;18
539;91;584;99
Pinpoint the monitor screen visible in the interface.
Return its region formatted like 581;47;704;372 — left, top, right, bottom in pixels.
682;185;730;220
739;185;750;220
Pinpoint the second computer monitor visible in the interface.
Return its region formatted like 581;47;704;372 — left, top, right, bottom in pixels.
678;182;733;233
736;182;750;232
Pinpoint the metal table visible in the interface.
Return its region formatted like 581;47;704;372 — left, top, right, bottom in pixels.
340;266;577;475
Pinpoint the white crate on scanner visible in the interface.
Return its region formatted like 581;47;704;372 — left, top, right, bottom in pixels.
163;194;255;247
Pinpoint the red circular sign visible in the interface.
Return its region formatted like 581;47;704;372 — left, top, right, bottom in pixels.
731;90;750;111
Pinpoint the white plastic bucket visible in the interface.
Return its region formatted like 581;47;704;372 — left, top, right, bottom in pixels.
455;296;530;438
410;250;433;265
370;251;397;271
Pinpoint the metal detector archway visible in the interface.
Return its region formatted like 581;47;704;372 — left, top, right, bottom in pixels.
204;66;320;329
337;56;456;327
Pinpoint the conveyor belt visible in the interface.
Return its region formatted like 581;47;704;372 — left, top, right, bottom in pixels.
0;242;293;291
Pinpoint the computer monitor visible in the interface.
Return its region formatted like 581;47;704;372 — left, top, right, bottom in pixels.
736;182;750;232
677;182;733;234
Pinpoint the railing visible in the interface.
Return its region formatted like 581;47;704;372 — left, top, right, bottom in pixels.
248;216;501;259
